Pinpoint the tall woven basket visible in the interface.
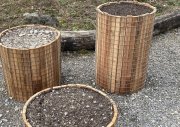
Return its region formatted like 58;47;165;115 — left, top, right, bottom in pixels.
96;1;156;94
0;25;61;101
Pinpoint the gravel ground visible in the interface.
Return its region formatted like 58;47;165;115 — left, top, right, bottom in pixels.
0;27;180;127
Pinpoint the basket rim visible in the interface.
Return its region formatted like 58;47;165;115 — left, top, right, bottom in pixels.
0;24;61;50
22;84;118;127
96;1;157;18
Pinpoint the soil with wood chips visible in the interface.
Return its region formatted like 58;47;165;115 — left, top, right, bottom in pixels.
26;87;113;127
100;2;153;16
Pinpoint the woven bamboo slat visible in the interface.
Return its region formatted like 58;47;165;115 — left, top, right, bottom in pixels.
22;84;118;127
0;25;61;102
96;1;156;94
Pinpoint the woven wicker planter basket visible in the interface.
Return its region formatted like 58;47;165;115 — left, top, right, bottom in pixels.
22;84;118;127
96;1;156;94
0;25;61;102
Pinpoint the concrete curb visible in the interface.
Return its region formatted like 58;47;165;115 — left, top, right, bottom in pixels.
61;10;180;51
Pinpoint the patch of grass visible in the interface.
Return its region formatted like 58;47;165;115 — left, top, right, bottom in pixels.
59;0;68;6
167;0;180;6
77;49;92;55
0;0;60;31
0;0;179;31
138;0;149;2
155;4;168;14
59;19;68;28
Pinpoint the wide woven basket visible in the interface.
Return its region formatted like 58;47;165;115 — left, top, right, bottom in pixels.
0;25;61;102
22;84;118;127
96;1;156;94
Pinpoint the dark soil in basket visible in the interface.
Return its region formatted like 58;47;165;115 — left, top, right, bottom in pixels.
26;87;114;127
100;2;153;16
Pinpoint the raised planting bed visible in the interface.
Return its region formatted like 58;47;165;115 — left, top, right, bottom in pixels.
0;25;61;101
96;1;156;94
22;84;118;127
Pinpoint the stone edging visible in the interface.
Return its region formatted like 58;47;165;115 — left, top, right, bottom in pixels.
61;10;180;51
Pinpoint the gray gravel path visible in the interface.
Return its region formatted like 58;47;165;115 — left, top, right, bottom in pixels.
0;27;180;127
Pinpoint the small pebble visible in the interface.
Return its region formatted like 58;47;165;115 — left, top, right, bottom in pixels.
0;88;4;91
45;30;50;34
145;95;148;98
34;30;38;34
103;117;107;120
64;112;68;116
93;100;97;104
19;33;25;37
88;96;93;99
2;119;8;122
82;93;86;97
30;30;33;34
99;104;103;108
14;106;19;111
69;77;73;80
86;105;90;108
70;105;75;109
